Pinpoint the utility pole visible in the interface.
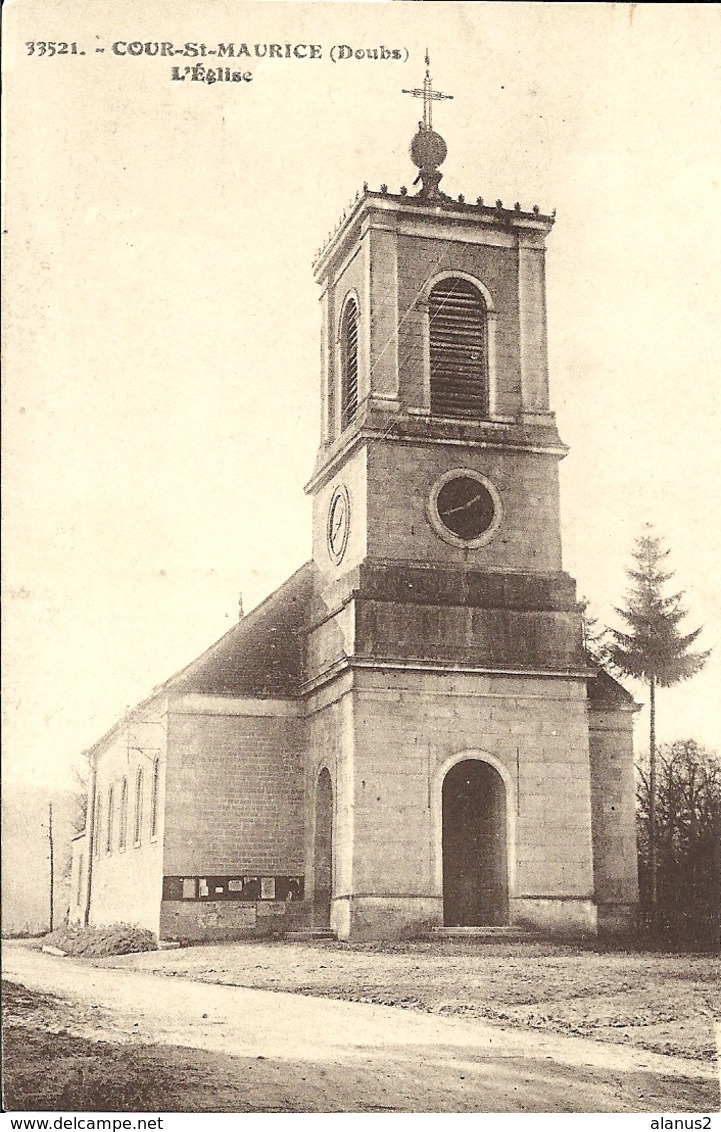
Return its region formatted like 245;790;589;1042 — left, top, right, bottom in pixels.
649;676;657;909
48;802;54;932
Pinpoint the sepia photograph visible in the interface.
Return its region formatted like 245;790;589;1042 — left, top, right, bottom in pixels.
2;0;720;1118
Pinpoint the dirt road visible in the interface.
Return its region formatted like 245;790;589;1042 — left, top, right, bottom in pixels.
3;943;719;1113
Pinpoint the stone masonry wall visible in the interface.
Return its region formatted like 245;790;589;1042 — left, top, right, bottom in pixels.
160;898;307;942
304;673;354;935
367;440;564;574
588;706;639;935
344;667;596;937
312;442;368;583
163;699;306;877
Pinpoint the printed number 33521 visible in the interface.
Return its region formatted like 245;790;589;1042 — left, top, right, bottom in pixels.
26;42;80;56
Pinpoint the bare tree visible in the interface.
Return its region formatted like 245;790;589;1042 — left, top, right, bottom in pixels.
636;740;720;945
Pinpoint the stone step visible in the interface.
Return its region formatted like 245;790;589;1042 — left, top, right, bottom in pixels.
429;926;539;941
284;929;336;942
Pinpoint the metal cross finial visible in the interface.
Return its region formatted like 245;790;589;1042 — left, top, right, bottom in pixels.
402;50;453;131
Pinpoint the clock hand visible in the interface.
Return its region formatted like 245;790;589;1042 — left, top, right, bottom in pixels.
441;493;482;517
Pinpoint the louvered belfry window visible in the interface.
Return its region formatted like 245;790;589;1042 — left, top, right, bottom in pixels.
340;298;359;430
429;279;488;418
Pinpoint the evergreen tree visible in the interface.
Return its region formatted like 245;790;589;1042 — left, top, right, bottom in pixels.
608;527;710;916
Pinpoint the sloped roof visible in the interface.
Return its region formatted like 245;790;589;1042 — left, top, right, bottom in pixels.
86;562;316;762
172;562;316;698
586;664;638;710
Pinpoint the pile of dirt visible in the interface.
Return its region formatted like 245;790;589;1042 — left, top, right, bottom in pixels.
42;923;156;957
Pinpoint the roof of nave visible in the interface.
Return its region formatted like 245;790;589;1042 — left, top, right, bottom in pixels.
171;561;316;698
85;562;316;763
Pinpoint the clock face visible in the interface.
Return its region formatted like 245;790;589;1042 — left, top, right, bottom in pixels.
327;484;350;564
429;470;502;548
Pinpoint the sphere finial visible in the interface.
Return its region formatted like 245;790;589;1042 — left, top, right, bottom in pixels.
402;52;453;199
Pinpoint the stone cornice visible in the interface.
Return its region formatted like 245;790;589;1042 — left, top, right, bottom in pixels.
313;189;555;279
301;655;593;698
305;409;567;495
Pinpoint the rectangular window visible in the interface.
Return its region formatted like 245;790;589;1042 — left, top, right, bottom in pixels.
93;797;102;859
134;769;144;846
150;757;160;840
106;787;114;855
119;779;128;851
162;875;305;902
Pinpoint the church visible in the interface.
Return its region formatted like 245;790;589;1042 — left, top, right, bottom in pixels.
69;63;639;943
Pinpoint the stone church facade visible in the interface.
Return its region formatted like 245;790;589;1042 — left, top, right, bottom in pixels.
70;87;639;942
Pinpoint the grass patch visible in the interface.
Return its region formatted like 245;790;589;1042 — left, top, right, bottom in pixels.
43;923;156;958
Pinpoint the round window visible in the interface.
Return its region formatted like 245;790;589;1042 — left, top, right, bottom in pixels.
428;469;502;549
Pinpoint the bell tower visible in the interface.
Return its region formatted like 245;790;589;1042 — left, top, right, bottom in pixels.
306;57;572;607
303;60;603;941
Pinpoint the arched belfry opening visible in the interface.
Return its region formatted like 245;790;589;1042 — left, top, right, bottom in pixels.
442;759;509;926
429;278;488;419
313;767;333;929
339;297;359;430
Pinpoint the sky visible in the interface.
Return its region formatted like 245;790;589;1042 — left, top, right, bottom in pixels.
3;1;721;793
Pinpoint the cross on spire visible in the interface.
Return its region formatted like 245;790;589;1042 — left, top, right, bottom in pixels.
402;50;453;131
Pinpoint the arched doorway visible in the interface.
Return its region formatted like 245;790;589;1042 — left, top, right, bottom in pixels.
442;759;509;926
313;767;333;929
